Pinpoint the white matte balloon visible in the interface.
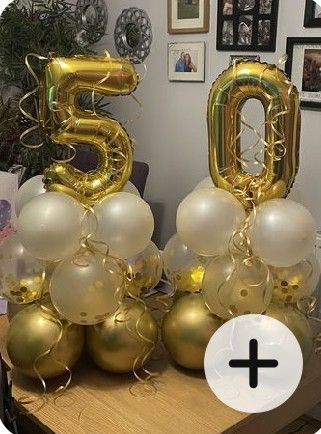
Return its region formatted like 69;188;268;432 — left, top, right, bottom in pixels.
122;181;140;197
176;188;246;256
95;192;154;259
18;192;85;262
50;253;121;325
15;175;46;216
194;177;215;190
249;199;317;267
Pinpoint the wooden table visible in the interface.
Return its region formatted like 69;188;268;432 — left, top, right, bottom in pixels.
1;314;321;434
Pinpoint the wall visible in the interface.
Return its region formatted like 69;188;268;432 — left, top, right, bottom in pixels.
94;0;321;248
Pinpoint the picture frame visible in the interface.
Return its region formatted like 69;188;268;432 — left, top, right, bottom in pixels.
217;0;279;52
285;37;321;110
168;0;210;34
229;54;260;65
304;0;321;27
168;42;205;82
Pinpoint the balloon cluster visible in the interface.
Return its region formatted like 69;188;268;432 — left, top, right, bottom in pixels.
1;55;161;380
162;61;318;370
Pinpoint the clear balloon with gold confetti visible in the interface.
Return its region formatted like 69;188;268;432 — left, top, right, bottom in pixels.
0;232;45;304
125;241;162;297
163;233;213;293
270;252;320;304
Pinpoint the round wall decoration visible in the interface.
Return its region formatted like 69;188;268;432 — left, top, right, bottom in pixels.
114;8;153;62
75;0;108;44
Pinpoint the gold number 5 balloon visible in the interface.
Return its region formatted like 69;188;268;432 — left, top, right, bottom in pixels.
207;61;301;209
40;55;138;205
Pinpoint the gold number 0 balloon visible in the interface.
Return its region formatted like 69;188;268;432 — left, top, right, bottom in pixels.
40;56;138;205
207;62;301;209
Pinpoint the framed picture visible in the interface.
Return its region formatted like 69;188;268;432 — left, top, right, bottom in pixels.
217;0;279;52
229;54;260;65
285;37;321;110
304;0;321;27
168;42;205;82
168;0;210;34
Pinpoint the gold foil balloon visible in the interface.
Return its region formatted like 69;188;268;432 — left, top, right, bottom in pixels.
94;192;154;259
125;242;162;297
265;303;313;360
86;302;158;373
203;254;273;319
162;293;223;370
7;304;84;378
50;252;122;325
176;188;245;256
249;199;317;267
207;61;300;209
271;253;320;304
0;232;44;304
163;233;213;293
17;192;85;262
40;55;138;206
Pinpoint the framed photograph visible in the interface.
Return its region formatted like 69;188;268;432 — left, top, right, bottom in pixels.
286;37;321;110
304;0;321;27
168;42;205;82
217;0;279;52
229;54;260;65
168;0;210;34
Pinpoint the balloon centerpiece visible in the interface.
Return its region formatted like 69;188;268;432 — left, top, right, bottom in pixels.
1;53;161;384
162;60;317;370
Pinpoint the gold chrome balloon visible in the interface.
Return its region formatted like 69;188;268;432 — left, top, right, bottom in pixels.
86;302;158;373
265;303;313;361
7;303;84;378
271;253;320;304
163;233;213;293
40;55;139;205
162;294;223;370
203;254;273;319
207;61;301;208
125;242;162;297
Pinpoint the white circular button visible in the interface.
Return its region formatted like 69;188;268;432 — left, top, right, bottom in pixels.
204;314;303;413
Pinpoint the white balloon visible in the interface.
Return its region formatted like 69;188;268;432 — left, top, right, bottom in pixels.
94;192;154;259
176;188;246;256
18;192;85;262
249;199;317;267
122;181;140;197
15;175;46;216
194;177;215;190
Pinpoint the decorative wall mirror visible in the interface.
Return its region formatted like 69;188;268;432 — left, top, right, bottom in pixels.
114;8;153;62
75;0;108;44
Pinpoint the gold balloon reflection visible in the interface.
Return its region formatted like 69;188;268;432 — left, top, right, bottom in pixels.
86;301;158;373
7;303;84;378
162;293;223;370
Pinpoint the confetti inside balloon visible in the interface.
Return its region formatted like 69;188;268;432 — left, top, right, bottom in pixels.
0;232;44;304
125;242;162;297
163;233;213;293
50;252;122;325
202;254;273;319
271;253;320;304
